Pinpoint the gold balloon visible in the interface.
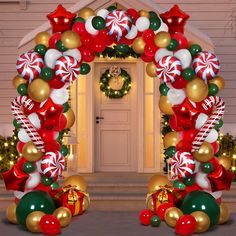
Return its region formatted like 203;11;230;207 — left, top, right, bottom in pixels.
139;10;150;18
22;141;44;162
154;32;171;48
53;207;72;228
186;78;208;102
61;30;81;49
78;7;95;20
148;174;171;192
63;108;75;129
6;203;17;224
28;78;50;102
191;211;210;233
218;155;232;170
159;96;174;115
82;196;90;212
12;75;27;89
165;207;183;228
210;76;225;91
219;203;230;224
132;37;146;54
193;141;214;162
146;196;154;212
163;131;180;149
63;175;87;192
146;62;157;77
26;211;45;233
35;31;51;47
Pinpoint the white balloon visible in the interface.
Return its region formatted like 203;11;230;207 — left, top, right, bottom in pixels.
14;190;30;199
25;171;41;189
97;9;109;19
135;16;150;32
50;87;69;105
167;88;186;105
155;22;168;34
194;160;201;174
195;172;211;189
36;160;42;173
205;129;219;143
44;49;62;69
63;49;82;63
125;25;138;39
18;128;31;143
85;16;98;35
28;113;41;129
155;48;173;62
207;190;222;200
174;49;192;69
195;113;208;129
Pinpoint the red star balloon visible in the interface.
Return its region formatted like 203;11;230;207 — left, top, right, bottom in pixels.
1;164;29;192
47;4;76;33
160;5;189;35
172;98;200;130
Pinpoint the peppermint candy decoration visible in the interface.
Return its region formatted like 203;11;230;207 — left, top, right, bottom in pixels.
55;55;80;83
16;52;44;81
156;56;182;83
192;51;220;82
171;151;196;179
105;10;132;41
40;151;65;178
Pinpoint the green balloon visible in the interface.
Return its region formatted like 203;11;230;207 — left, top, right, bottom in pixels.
107;5;117;11
149;17;161;31
150;215;161;227
51;182;60;190
56;40;68;52
13;119;21;129
165;146;176;157
208;83;219;96
167;39;179;51
17;83;28;96
201;162;214;174
22;162;36;173
189;44;202;57
73;17;85;23
16;190;56;227
92;16;106;30
63;102;70;112
159;83;169;96
80;63;91;75
180;191;220;227
182;68;195;81
40;67;53;81
149;11;158;19
57;132;64;142
60;145;69;156
183;175;195;186
173;180;186;190
116;44;130;54
34;44;47;57
41;175;53;186
214;119;223;130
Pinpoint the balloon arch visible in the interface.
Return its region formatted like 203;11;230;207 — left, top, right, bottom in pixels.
2;4;233;235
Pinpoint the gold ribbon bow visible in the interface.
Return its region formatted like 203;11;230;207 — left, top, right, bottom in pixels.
157;185;174;203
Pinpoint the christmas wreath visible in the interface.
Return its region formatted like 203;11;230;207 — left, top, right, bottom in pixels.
100;67;131;99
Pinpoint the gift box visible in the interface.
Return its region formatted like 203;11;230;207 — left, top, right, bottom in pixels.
53;185;90;216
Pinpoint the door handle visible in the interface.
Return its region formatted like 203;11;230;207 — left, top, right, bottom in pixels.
96;116;104;120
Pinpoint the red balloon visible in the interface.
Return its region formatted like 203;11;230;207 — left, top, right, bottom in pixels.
141;53;154;63
34;182;51;192
209;157;220;170
171;32;188;49
175;215;197;235
17;141;25;153
80;32;93;46
59;114;67;131
49;32;61;49
144;43;158;57
169;115;183;132
211;141;219;154
127;8;139;23
45;141;61;152
23;101;41;115
180;129;198;142
39;214;61;235
156;203;174;221
139;209;153;226
142;29;155;44
48;76;64;89
92;38;106;53
172;76;187;89
80;46;96;62
72;22;86;35
17;157;27;169
176;140;192;152
38;128;58;143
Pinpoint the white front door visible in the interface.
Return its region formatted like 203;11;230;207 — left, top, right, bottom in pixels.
94;61;138;172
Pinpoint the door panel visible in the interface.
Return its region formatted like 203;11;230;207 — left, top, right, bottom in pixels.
94;62;137;172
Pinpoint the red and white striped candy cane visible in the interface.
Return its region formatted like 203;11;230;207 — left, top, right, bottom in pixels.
11;96;45;152
192;96;225;152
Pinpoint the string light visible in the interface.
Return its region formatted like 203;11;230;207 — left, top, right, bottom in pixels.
9;161;14;166
0;156;2;161
4;142;8;147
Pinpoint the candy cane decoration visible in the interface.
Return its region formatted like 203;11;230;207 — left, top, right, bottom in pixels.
11;96;45;152
192;96;225;151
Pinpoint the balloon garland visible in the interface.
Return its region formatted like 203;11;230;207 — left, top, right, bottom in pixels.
100;68;131;98
1;3;233;235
